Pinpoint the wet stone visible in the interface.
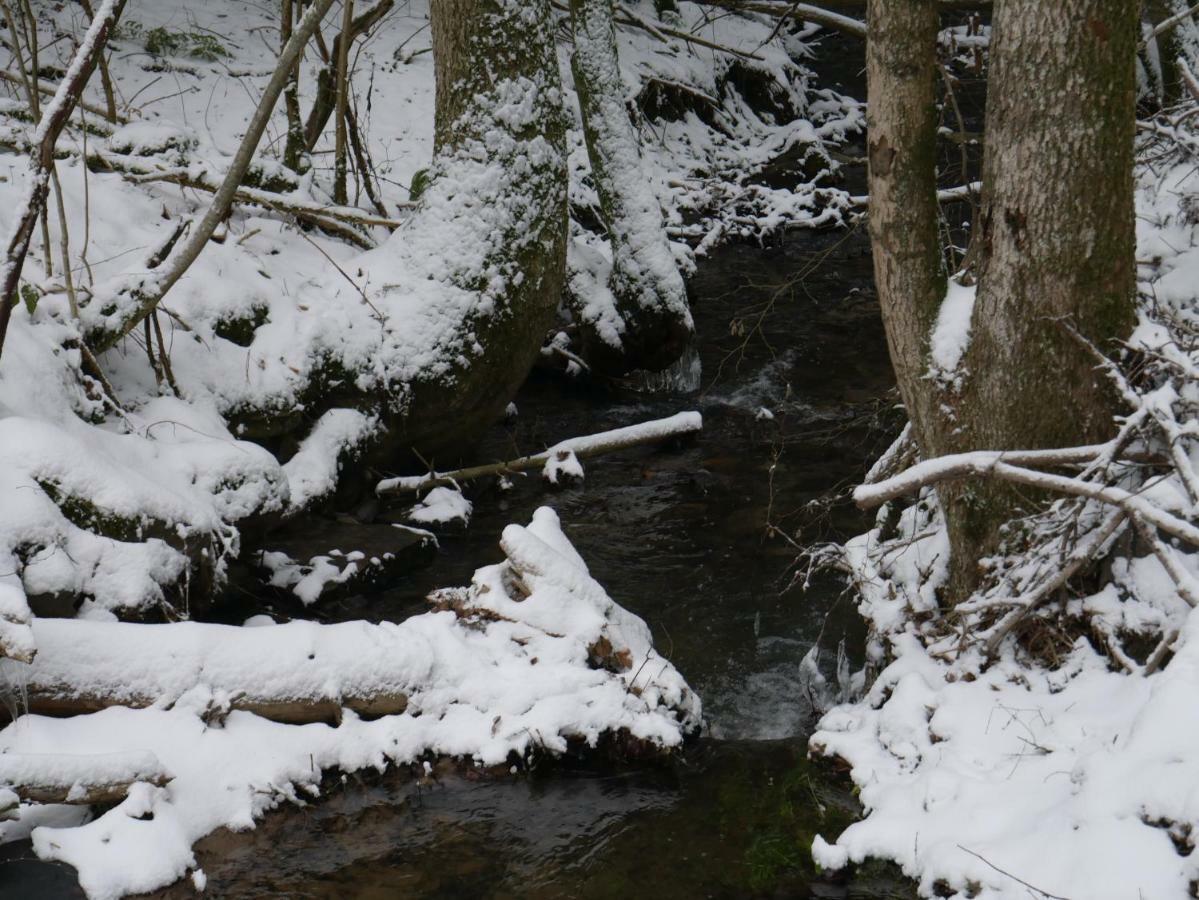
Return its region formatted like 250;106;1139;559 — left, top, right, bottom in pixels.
252;520;437;607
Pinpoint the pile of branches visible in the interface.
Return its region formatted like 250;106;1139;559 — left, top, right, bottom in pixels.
817;309;1199;680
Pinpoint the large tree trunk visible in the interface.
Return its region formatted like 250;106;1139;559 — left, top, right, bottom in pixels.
949;0;1138;591
567;0;693;376
367;0;567;459
866;0;1138;598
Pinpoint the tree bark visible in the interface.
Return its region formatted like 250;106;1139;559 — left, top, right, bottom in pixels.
864;0;1138;599
865;0;947;469
945;0;1138;593
281;0;306;171
333;0;353;205
568;0;693;375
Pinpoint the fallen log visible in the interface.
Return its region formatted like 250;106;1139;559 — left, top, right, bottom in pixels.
376;410;703;495
0;751;170;804
1;618;411;725
0;507;699;899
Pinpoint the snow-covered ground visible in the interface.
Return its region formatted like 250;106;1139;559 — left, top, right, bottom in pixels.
0;0;860;653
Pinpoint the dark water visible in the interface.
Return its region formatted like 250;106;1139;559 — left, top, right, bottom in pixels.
127;224;897;900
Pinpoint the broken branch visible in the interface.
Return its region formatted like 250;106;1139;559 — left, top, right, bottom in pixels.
377;411;703;495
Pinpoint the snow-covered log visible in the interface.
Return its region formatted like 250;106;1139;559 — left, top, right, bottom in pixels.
376;410;702;494
3;618;413;723
1;506;698;730
0;751;170;804
567;0;694;375
0;507;697;898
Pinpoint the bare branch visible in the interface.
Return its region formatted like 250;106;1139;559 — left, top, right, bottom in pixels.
0;0;126;362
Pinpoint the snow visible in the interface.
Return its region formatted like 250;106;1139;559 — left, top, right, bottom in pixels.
0;751;169;799
813;152;1199;897
927;277;976;386
407;486;472;526
0;0;851;660
544;448;585;484
811;621;1199;898
0;507;699;900
568;0;692;353
281;409;378;513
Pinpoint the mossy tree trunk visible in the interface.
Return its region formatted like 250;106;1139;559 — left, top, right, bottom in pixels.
374;0;567;459
567;0;693;375
866;0;1138;599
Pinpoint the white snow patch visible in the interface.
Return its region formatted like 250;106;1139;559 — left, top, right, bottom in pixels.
927;278;976;386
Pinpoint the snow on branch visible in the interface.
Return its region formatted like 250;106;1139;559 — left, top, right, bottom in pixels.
0;0;125;362
377;411;702;495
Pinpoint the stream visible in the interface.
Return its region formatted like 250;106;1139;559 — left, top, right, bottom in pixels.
1;222;904;900
175;223;898;899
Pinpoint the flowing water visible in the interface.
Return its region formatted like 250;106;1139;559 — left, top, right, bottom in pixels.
0;31;948;895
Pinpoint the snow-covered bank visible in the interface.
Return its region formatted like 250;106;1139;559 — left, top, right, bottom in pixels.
0;507;700;899
808;155;1199;898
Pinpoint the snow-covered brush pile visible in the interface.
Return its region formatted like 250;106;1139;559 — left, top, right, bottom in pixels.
561;3;863;248
0;507;700;899
804;146;1199;896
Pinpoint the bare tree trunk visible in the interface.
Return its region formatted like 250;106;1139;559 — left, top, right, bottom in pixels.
281;0;306;171
864;0;1138;599
333;0;353;204
865;0;947;460
946;0;1138;593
